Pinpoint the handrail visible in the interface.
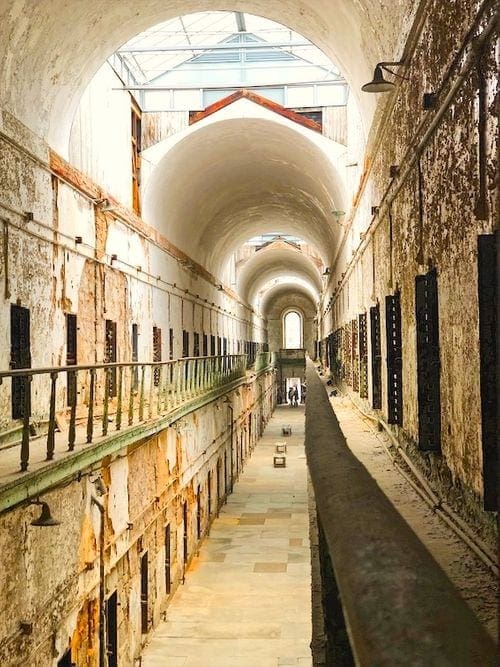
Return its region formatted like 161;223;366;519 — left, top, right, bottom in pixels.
0;356;237;378
305;358;496;665
0;355;247;472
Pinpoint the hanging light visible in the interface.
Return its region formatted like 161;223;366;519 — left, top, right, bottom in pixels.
361;61;406;93
30;500;61;526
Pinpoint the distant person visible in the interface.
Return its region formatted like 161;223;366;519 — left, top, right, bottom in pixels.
292;386;299;407
288;386;295;406
300;384;306;403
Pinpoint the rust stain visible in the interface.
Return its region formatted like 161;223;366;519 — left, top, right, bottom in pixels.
70;598;99;666
78;514;97;569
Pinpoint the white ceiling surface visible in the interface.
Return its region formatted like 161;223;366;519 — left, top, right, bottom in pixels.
0;0;414;153
260;281;318;317
236;243;322;305
141;97;347;274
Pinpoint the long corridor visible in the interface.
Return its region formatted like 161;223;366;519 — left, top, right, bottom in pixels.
142;405;312;667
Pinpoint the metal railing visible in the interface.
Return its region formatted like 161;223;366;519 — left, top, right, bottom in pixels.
253;351;274;372
0;355;247;472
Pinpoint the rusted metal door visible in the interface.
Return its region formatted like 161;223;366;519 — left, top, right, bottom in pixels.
132;323;139;389
65;313;77;407
359;313;368;398
415;269;441;451
370;305;382;409
153;326;161;386
385;292;403;425
478;234;497;510
105;319;117;397
140;553;148;634
164;525;171;595
10;304;31;419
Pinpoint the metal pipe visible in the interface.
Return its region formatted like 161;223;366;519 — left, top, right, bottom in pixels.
91;495;106;667
118;41;313;52
115;78;346;91
327;6;497;308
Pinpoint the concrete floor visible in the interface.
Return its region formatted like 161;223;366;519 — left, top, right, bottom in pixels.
142;405;312;667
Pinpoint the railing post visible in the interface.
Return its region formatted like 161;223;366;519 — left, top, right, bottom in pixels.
102;368;110;436
68;370;77;451
20;375;31;472
46;371;57;460
87;368;96;444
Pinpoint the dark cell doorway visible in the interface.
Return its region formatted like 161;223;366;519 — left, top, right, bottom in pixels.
10;304;31;419
57;648;73;667
66;313;77;406
140;553;148;634
165;524;171;595
105;590;118;667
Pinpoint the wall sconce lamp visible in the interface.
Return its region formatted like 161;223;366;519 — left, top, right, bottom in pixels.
322;267;331;276
361;61;406;93
29;500;61;526
216;284;224;291
110;253;118;264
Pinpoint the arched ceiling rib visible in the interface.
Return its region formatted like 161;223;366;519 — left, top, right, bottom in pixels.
0;1;415;153
237;244;322;305
142;117;343;275
261;282;317;318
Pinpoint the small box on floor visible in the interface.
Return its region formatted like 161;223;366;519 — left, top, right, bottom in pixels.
273;455;286;467
282;425;292;436
275;442;287;453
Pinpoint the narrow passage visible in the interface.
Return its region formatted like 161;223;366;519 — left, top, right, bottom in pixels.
143;405;312;667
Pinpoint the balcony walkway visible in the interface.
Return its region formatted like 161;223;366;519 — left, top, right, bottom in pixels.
142;405;312;667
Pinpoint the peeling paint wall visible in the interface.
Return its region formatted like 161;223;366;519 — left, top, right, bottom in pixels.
0;372;275;666
320;1;497;515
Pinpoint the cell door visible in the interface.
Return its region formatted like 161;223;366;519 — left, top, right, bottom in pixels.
370;305;382;409
131;323;139;390
105;591;118;667
207;470;212;518
164;524;171;595
105;319;117;397
415;269;441;452
66;313;77;406
153;326;161;386
183;501;188;568
385;293;403;425
10;304;31;419
140;553;148;634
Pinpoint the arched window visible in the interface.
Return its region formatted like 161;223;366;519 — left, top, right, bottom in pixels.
283;311;303;348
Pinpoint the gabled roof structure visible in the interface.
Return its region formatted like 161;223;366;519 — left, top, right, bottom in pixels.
189;89;322;133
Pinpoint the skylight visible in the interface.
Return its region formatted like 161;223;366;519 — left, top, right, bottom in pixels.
111;11;347;111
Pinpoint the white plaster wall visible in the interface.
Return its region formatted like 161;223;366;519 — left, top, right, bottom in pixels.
69;63;133;208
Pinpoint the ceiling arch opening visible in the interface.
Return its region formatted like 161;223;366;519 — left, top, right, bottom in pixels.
0;1;415;153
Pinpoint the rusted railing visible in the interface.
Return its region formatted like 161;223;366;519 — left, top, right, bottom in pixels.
0;355;246;472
